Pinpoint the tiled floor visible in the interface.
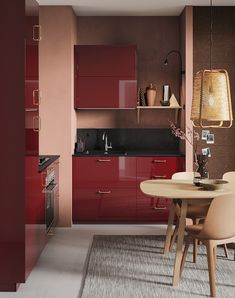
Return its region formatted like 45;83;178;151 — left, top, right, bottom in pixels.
0;225;167;298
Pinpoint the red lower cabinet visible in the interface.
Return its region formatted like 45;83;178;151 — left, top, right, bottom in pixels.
72;156;184;223
73;189;100;222
137;195;170;222
99;188;136;220
25;157;46;278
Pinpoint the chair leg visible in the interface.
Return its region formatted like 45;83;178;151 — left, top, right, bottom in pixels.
180;239;190;278
223;244;229;259
169;222;179;251
206;241;216;297
213;246;217;271
192;218;199;263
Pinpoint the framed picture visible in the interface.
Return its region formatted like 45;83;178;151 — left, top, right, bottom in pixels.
202;130;210;140
206;133;214;144
202;147;211;157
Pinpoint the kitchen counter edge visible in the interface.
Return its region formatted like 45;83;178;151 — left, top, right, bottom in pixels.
39;155;60;172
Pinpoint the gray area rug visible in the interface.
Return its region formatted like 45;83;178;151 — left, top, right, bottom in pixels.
80;235;235;298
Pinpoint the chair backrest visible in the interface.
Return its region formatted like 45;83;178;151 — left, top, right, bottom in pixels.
223;171;235;183
172;171;200;180
198;194;235;240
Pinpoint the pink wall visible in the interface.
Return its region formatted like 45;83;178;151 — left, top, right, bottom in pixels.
39;6;77;226
76;16;181;129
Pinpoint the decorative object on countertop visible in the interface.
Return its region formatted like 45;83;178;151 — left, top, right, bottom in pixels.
169;94;180;107
169;121;208;181
160;100;170;106
76;136;86;152
163;84;171;102
200;179;228;191
191;0;233;128
195;154;209;179
146;83;156;106
139;88;146;106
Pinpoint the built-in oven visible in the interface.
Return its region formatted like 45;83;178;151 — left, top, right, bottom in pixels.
45;170;58;233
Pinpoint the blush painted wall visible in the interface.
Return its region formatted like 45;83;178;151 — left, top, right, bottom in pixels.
76;16;181;129
194;7;235;178
39;6;77;226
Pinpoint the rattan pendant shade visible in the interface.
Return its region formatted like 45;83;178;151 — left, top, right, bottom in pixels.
191;69;233;128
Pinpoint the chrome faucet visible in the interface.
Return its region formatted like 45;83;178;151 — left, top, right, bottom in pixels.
102;131;112;154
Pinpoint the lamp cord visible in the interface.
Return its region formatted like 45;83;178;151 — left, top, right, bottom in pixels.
210;0;213;70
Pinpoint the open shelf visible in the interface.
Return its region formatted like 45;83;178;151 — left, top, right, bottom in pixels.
136;105;182;109
136;105;182;124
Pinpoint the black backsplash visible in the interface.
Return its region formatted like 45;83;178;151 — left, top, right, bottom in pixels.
75;128;179;153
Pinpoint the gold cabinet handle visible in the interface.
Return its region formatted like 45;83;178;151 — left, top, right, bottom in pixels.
97;190;111;194
152;207;167;210
33;115;41;132
152;160;167;163
33;25;42;41
96;159;111;162
152;175;167;179
33;89;41;106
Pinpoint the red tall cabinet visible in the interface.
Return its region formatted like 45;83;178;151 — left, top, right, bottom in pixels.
74;45;137;109
25;5;41;155
0;0;42;291
0;0;25;291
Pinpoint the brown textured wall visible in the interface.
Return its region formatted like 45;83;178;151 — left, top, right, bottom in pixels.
76;16;180;128
193;7;235;178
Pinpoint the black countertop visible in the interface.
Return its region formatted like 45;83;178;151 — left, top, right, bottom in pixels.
73;150;184;157
38;155;60;172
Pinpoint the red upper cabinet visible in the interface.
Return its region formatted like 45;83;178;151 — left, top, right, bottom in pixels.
74;45;137;109
25;12;40;155
77;45;136;77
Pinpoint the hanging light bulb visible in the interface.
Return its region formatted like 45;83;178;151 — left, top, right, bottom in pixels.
191;1;233;128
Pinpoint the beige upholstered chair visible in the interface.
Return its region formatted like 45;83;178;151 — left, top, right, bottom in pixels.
170;171;209;262
180;194;235;297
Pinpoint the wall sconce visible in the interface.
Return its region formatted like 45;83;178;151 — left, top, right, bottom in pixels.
164;50;185;75
191;0;233;128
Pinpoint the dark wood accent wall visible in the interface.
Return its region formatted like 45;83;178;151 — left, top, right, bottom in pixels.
76;17;180;128
193;7;235;178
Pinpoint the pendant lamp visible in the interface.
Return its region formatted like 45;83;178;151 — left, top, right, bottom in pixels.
191;1;233;128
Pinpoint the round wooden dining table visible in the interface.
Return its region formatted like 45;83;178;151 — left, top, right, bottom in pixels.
140;179;235;287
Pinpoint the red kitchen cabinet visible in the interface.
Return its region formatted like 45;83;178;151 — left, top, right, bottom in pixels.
99;188;136;220
72;156;136;223
72;156;184;223
76;76;137;108
136;156;184;222
73;156;136;189
73;189;100;222
25;14;40;155
76;45;136;77
25;157;46;279
72;188;136;223
74;45;137;109
137;156;184;179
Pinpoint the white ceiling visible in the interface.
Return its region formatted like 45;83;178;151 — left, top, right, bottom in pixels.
37;0;235;16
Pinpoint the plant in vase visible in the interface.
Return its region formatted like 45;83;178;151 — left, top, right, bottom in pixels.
169;121;209;182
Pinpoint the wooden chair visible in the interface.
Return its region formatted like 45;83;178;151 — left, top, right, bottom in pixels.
220;172;235;258
170;171;209;262
180;194;235;297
